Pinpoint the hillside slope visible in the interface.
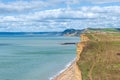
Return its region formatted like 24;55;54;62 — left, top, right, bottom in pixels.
77;32;120;80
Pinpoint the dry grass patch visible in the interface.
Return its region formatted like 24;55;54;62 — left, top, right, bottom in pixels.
77;32;120;80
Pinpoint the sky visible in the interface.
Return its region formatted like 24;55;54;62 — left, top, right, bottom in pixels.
0;0;120;32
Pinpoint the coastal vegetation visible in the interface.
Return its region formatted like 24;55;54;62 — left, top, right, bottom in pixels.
77;31;120;80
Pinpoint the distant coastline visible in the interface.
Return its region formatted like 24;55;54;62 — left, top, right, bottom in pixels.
0;28;119;37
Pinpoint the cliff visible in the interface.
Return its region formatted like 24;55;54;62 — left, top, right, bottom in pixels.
75;34;89;80
54;31;120;80
54;34;89;80
77;32;120;80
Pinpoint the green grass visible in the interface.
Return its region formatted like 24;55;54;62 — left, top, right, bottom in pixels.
101;28;119;32
87;28;120;32
77;32;120;80
116;64;120;67
110;33;120;36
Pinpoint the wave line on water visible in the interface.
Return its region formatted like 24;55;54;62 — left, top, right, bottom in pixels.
49;57;76;80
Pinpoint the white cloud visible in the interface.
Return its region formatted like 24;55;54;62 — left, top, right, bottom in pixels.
89;0;120;4
0;0;51;13
0;0;80;13
0;6;120;32
0;0;120;14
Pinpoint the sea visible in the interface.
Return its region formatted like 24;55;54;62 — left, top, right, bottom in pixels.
0;35;79;80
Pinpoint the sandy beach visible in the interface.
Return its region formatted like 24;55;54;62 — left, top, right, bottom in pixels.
53;60;82;80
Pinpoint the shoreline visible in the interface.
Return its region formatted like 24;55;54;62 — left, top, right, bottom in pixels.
53;60;76;80
51;34;88;80
52;57;82;80
50;58;76;80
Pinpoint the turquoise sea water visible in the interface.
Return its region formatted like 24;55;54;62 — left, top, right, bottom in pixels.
0;36;79;80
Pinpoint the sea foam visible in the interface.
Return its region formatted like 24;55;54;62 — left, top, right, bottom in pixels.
49;58;76;80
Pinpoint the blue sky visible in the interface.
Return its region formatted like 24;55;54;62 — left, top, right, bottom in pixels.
0;0;120;32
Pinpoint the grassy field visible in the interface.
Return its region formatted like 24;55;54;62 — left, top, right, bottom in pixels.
86;28;120;32
77;32;120;80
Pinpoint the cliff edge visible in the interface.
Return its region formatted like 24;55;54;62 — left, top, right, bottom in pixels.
54;31;120;80
77;32;120;80
54;34;89;80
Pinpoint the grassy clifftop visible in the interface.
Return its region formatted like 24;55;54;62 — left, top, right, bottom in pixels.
77;32;120;80
85;28;120;33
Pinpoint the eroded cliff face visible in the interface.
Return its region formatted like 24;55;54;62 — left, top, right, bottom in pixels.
75;34;89;80
80;34;89;42
54;34;89;80
76;34;89;61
